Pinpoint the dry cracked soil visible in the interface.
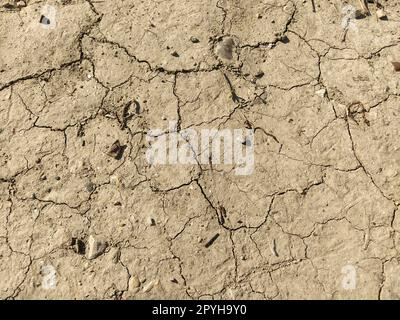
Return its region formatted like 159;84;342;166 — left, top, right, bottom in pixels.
1;0;400;300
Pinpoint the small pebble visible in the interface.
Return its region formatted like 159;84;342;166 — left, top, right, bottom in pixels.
129;275;141;289
392;62;400;72
32;209;40;219
85;182;95;192
315;88;326;97
241;137;252;147
376;9;387;20
109;247;121;264
147;217;156;226
142;279;159;293
215;37;235;60
270;239;278;257
205;233;220;248
190;36;200;43
39;15;51;25
71;238;86;255
255;71;265;79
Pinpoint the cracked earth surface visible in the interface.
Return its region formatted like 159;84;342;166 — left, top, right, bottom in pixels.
1;0;400;300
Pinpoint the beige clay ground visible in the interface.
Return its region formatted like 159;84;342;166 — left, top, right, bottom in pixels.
1;0;400;300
